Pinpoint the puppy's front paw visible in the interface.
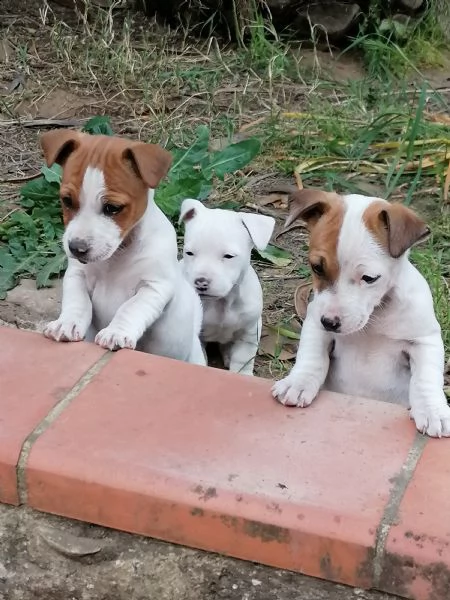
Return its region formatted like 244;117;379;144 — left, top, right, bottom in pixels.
411;402;450;438
44;318;87;342
95;326;137;351
272;373;320;408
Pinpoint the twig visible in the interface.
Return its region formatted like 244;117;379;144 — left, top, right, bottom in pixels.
0;172;41;184
0;118;87;128
244;202;280;218
0;207;22;223
260;275;301;281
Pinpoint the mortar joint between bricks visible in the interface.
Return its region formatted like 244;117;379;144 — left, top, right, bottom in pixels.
16;351;113;505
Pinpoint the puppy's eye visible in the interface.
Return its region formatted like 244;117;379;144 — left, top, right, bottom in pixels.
103;203;124;217
361;274;381;284
185;251;194;256
61;195;73;209
223;254;235;259
311;262;325;277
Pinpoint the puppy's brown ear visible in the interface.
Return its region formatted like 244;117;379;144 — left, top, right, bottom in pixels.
124;143;172;189
285;189;341;229
40;129;81;167
367;203;430;258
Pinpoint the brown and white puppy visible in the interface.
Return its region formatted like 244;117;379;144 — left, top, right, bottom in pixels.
40;130;205;364
272;189;450;438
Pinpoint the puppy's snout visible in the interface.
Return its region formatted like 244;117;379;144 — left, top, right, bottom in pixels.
320;316;341;333
68;238;90;262
194;277;210;292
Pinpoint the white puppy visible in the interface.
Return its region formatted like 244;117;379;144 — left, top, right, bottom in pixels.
272;188;450;438
40;130;205;365
179;199;275;375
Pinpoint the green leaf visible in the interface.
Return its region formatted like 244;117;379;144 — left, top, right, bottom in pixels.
36;251;67;288
205;138;261;180
82;115;114;136
155;176;212;218
20;176;60;205
168;126;210;179
42;164;62;184
255;244;292;267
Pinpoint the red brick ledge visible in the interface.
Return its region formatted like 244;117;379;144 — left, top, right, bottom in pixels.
0;326;449;600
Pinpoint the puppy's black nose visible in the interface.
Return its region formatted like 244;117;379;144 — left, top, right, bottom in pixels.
68;238;89;261
320;316;341;332
194;277;210;292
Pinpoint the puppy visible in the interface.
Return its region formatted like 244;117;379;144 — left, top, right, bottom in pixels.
40;130;205;365
179;199;275;375
272;189;450;438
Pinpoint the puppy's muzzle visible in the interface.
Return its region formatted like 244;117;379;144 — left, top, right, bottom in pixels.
194;277;210;293
320;316;341;333
68;238;90;263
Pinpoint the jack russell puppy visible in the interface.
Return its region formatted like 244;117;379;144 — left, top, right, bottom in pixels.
179;199;275;375
40;130;205;365
272;188;450;438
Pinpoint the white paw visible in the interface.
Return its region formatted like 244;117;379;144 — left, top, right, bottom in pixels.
272;373;320;408
44;318;87;342
411;402;450;438
95;327;137;351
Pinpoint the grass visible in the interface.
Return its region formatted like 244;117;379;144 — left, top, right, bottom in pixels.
0;0;449;376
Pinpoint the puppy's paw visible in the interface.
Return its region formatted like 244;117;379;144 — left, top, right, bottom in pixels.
95;326;137;351
411;402;450;438
272;373;320;408
44;318;87;342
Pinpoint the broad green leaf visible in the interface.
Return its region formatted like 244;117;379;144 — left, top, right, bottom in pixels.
83;115;114;136
36;251;67;288
0;267;16;299
155;176;212;218
169;126;210;178
205;138;261;180
0;248;16;271
255;244;292;267
42;164;62;184
20;176;60;205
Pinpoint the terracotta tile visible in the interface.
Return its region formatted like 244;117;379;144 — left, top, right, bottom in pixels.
380;440;450;599
0;327;105;504
27;351;417;587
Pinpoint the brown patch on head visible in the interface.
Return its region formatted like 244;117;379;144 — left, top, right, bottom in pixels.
363;201;430;258
287;188;345;291
39;131;172;236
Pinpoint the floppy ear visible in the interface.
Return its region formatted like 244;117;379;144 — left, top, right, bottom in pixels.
240;213;275;250
378;203;430;258
40;129;81;167
179;198;205;224
285;188;341;229
123;143;172;189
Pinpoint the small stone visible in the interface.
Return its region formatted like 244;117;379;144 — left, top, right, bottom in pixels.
38;526;104;558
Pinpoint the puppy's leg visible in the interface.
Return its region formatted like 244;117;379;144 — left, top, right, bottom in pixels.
408;332;450;438
227;318;262;376
272;302;330;407
189;337;207;366
44;261;92;342
95;280;173;351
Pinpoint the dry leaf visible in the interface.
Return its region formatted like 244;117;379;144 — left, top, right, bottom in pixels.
426;112;450;125
256;192;289;208
258;326;296;361
38;526;104;558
